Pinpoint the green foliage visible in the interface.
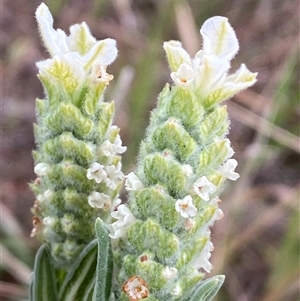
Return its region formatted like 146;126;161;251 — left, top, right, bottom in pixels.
30;245;58;301
93;218;113;301
181;275;225;301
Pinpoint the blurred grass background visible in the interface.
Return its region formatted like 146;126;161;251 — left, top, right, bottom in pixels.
1;0;299;300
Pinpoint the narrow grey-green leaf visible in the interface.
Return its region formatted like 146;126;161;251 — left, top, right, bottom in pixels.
190;275;225;301
92;218;113;301
59;239;98;301
29;275;34;301
31;244;58;301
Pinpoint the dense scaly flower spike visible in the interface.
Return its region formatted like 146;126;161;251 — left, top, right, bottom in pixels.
111;16;257;300
31;3;125;267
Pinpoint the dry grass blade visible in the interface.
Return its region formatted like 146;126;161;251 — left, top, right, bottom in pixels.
0;243;32;285
226;185;298;255
260;269;300;301
228;99;300;154
175;0;201;55
0;281;28;299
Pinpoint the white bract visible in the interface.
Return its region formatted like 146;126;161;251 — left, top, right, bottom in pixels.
164;16;257;104
125;172;144;191
35;3;117;78
218;158;240;180
175;195;197;218
193;176;217;201
109;204;136;239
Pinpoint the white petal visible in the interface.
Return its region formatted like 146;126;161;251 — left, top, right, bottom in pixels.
34;163;50;176
88;191;111;209
175;195;197;218
193;176;216;201
200;16;239;61
219;159;240;180
194;240;214;273
223;138;235;159
113;135;127;154
87;162;107;183
109;204;136;239
170;63;195;87
225;63;258;91
163;40;192;72
35;3;69;56
125;172;144;191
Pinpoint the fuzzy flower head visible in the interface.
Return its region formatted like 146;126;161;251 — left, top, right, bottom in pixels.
164;16;257;106
36;3;117;66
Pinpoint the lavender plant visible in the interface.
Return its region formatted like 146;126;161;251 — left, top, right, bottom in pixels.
30;3;256;301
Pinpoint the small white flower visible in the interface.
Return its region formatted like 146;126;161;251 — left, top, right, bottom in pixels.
218;158;240;180
86;162;107;183
99;140;116;157
182;164;193;177
88;191;111;210
113;134;127;154
43;216;55;226
34;163;50;176
194;240;214;273
109;204;136;239
172;284;182;296
43;189;53;201
104;163;124;189
125;172;144;191
193;176;217;201
175;195;197;218
100;135;127;157
214;208;224;220
163;267;178;279
90;64;114;85
170;63;195;87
